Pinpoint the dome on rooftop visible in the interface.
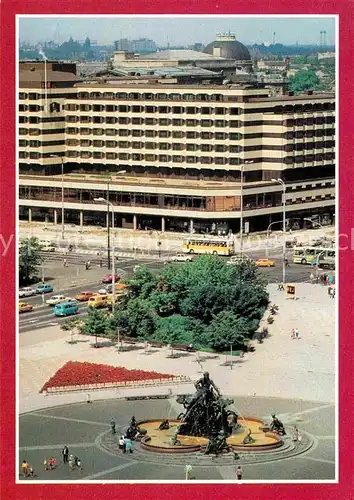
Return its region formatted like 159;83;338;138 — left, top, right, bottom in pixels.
203;33;251;61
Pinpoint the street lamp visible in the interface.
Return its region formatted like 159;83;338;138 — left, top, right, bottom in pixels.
50;155;65;240
265;220;283;259
239;161;254;255
271;178;286;284
303;217;324;231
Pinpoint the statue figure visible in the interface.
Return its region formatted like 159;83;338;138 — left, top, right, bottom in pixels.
126;415;140;440
242;428;256;444
270;414;286;435
176;372;239;452
158;419;170;431
170;427;181;446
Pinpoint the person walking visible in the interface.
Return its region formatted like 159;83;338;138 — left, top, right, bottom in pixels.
291;328;295;340
68;454;75;471
21;460;29;477
110;418;116;434
119;435;126;453
124;437;133;453
295;328;300;339
236;465;243;480
63;258;67;267
76;458;83;471
62;445;69;464
43;457;49;471
292;426;299;445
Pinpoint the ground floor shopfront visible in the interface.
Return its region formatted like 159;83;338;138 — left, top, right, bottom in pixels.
19;204;335;235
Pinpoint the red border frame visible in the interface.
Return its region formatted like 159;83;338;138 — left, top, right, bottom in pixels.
1;1;354;499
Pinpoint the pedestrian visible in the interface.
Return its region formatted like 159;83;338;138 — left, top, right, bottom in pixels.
21;460;29;477
43;457;49;471
110;417;116;434
291;328;295;339
292;426;299;445
76;458;83;471
49;457;56;470
309;272;314;282
124;437;133;453
328;286;332;298
68;454;75;471
331;287;336;299
236;465;243;480
119;435;126;453
62;445;69;464
63;258;67;267
295;328;300;339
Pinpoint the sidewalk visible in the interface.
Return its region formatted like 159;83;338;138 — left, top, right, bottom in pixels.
20;221;335;253
19;283;335;414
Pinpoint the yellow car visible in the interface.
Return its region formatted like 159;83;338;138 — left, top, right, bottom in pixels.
255;258;276;268
19;302;34;313
88;294;108;308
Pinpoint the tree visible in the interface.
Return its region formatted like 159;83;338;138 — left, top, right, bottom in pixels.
82;308;110;347
205;310;253;351
19;237;42;285
113;298;156;338
60;317;81;344
289;70;320;93
154;315;201;345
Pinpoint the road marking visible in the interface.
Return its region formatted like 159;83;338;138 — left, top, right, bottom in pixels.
82;461;135;480
19;442;96;451
27;413;111;427
301;456;335;465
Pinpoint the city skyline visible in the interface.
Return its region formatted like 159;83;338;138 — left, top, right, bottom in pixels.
19;15;336;47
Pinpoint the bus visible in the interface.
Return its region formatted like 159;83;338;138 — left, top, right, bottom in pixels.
292;246;335;269
182;237;234;256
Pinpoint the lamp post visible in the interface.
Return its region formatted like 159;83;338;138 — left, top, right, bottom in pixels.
239;161;254;255
50;155;65;240
271;178;286;284
303;217;325;231
265;220;283;259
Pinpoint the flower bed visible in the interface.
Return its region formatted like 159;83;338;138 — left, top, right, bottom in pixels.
40;361;177;393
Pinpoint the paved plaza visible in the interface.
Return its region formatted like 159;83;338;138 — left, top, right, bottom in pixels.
18;282;336;481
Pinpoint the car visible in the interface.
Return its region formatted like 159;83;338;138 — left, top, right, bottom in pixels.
46;294;70;306
18;302;33;313
226;254;251;265
255;258;276;268
54;301;79;317
36;283;54;294
166;253;193;263
19;287;36;298
102;274;120;284
88;294;108;308
98;283;128;295
75;291;95;301
40;245;56;252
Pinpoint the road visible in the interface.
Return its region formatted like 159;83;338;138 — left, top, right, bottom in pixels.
19;252;316;333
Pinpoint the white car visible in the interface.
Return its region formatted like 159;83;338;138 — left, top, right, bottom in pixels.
227;254;251;265
167;253;193;263
19;287;36;298
46;295;73;306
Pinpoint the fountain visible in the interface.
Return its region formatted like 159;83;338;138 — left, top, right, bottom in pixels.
139;372;284;454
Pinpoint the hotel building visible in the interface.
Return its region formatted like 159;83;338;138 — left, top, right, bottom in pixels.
18;59;335;234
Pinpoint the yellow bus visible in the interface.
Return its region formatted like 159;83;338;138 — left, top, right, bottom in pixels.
182;237;234;256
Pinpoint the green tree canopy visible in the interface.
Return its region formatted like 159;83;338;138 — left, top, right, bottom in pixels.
290;70;320;93
19;237;42;285
117;255;268;351
82;308;110;346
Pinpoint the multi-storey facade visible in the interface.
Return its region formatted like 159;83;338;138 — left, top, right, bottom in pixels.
18;62;335;234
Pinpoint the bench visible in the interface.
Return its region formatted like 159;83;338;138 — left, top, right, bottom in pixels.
121;336;139;345
171;344;196;352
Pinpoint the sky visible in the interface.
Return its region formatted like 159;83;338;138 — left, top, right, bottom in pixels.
19;16;336;47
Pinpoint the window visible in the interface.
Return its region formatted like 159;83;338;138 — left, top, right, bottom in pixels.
229;133;241;140
201;132;213;140
80;139;91;147
81;151;92;158
106;141;117;148
119;141;130;148
145;142;156;149
132;141;143;149
19;128;28;135
201;120;213;127
200;157;212;164
117;94;128;101
78;92;89;99
186;156;197;163
119;153;130;160
229;158;241;165
132;130;143;137
67;151;78;158
118;105;129;112
29;117;39;124
145;106;156;113
172;106;183;114
79;128;91;135
145;154;156;161
159;143;170;150
159;118;170;126
183;94;195;101
186;144;197;151
93;140;104;147
106;152;117;160
79;104;91;112
19;139;28;147
28;93;39;100
19;92;28;100
159;131;170;138
93;116;104;124
90;92;102;99
215;120;226;127
201;107;211;114
172;155;183;163
172;119;184;126
172;131;184;138
200;144;212;152
19;151;28;158
19;104;27;112
186;107;197;114
118;130;130;137
229;120;241;128
29;105;41;112
132;118;143;125
159;155;170;162
215;108;226;115
29;129;40;136
93;151;104;159
145;130;156;138
66;103;78;111
132;105;142;113
67;139;79;146
118;117;130;125
186;131;198;139
29;152;40;159
158;106;170;113
106;129;117;136
67;116;78;123
132;153;142;161
172;144;183;151
169;94;181;101
215;157;226;165
80;116;92;123
105;117;117;124
93;129;104;136
186;119;198;127
145;118;156;126
104;94;115;101
230;107;240;115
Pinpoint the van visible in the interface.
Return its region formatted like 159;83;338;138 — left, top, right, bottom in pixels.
54;301;79;317
88;294;108;308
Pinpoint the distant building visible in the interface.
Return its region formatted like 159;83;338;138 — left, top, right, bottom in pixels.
318;52;335;60
114;38;157;53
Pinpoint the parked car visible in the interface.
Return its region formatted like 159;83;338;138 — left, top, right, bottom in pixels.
102;274;120;284
19;287;36;298
18;302;33;313
88;294;108;308
98;283;128;295
39;240;56;252
255;258;276;268
54;301;79;317
166;253;193;263
226;254;251;265
46;294;71;306
36;283;53;294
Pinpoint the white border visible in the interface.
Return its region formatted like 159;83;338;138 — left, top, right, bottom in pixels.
16;13;339;485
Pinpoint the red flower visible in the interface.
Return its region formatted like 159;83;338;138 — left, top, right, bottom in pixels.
40;362;176;392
